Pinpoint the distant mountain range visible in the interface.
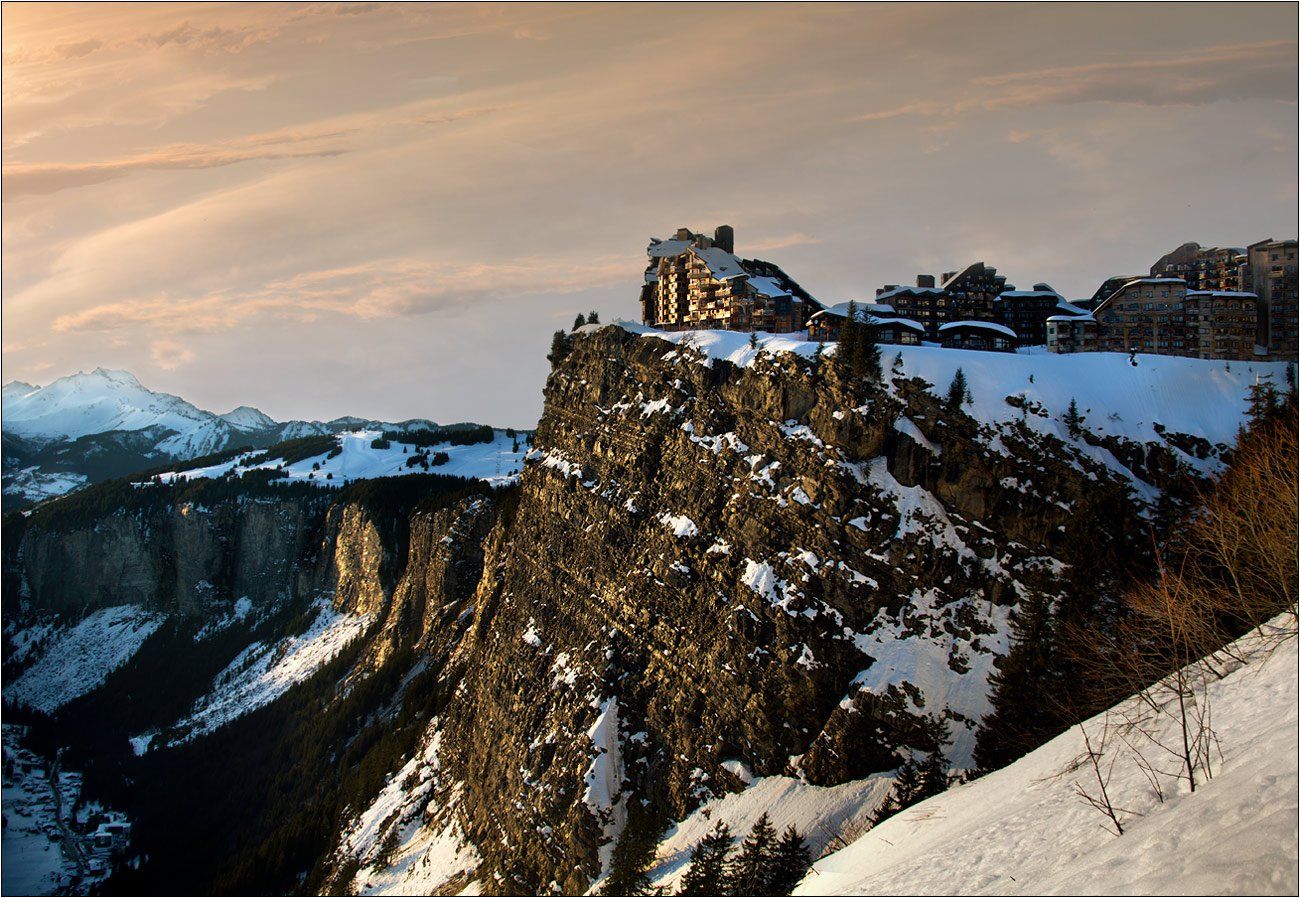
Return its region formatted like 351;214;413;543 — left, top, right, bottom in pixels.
1;368;494;506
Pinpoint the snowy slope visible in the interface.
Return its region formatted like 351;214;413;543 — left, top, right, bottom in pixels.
157;600;373;745
154;429;527;488
795;620;1299;896
2;381;38;403
336;720;483;896
7;606;165;713
646;773;896;894
612;321;1286;453
3;367;530;504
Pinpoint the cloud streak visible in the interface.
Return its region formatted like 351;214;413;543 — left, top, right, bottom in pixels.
857;40;1296;122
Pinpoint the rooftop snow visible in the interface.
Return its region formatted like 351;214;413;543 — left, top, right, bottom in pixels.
997;289;1062;300
747;275;792;299
647;239;691;258
875;286;947;301
938;320;1018;338
813;302;898;320
692;246;748;281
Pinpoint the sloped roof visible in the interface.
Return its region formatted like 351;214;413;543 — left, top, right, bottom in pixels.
747;275;792;299
939;320;1018;338
692;246;748;281
811;301;898;321
647;239;692;258
875;285;947;302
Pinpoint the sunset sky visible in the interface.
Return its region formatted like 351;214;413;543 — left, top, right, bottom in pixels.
3;2;1296;427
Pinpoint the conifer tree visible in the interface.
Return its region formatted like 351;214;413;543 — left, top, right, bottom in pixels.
678;821;732;896
946;368;968;409
574;314;587;331
726;813;777;896
856;315;881;380
917;750;948;802
839;302;860;372
871;759;918;826
588;310;601;325
1064;398;1083;438
768;826;811;895
1247;377;1282;424
601;804;661;896
549;330;572;365
972;591;1061;772
750;331;759;349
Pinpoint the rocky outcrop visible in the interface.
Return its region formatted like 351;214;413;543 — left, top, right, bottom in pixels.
340;327;1167;894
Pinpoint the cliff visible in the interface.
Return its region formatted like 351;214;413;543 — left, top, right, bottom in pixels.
331;325;1247;893
3;324;1269;895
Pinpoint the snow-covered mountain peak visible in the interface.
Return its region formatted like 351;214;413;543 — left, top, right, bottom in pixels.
3;368;222;451
2;381;38;403
86;367;144;387
219;405;277;432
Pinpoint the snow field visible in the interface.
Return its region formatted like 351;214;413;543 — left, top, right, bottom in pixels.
154;429;526;488
794;619;1299;895
8;606;165;713
159;599;372;743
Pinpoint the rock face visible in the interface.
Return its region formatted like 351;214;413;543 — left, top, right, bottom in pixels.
13;497;334;617
5;326;1232;895
335;327;1169;894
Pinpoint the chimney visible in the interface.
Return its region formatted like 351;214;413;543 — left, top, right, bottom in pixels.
713;225;735;254
916;274;936;289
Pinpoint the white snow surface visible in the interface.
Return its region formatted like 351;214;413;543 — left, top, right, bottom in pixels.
797;620;1300;896
8;606;164;713
218;405;276;431
339;722;483;896
584;697;628;873
164;599;371;741
613;322;1284;451
647;773;896;894
154;429;526;488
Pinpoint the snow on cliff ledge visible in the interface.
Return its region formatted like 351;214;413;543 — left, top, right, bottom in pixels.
606;321;1287;453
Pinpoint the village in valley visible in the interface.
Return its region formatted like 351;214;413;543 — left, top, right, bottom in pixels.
636;226;1298;362
2;725;132;894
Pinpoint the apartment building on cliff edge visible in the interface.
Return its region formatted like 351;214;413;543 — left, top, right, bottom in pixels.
640;226;823;333
635;227;1296;362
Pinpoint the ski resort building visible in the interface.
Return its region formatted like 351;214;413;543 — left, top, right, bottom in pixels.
1245;238;1298;361
806;302;925;344
1151;242;1246;293
1045;314;1098;353
640;226;822;333
938;321;1018;352
994;286;1091;347
1091;278;1259;360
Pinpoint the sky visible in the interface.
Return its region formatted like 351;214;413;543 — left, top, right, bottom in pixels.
2;3;1296;428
